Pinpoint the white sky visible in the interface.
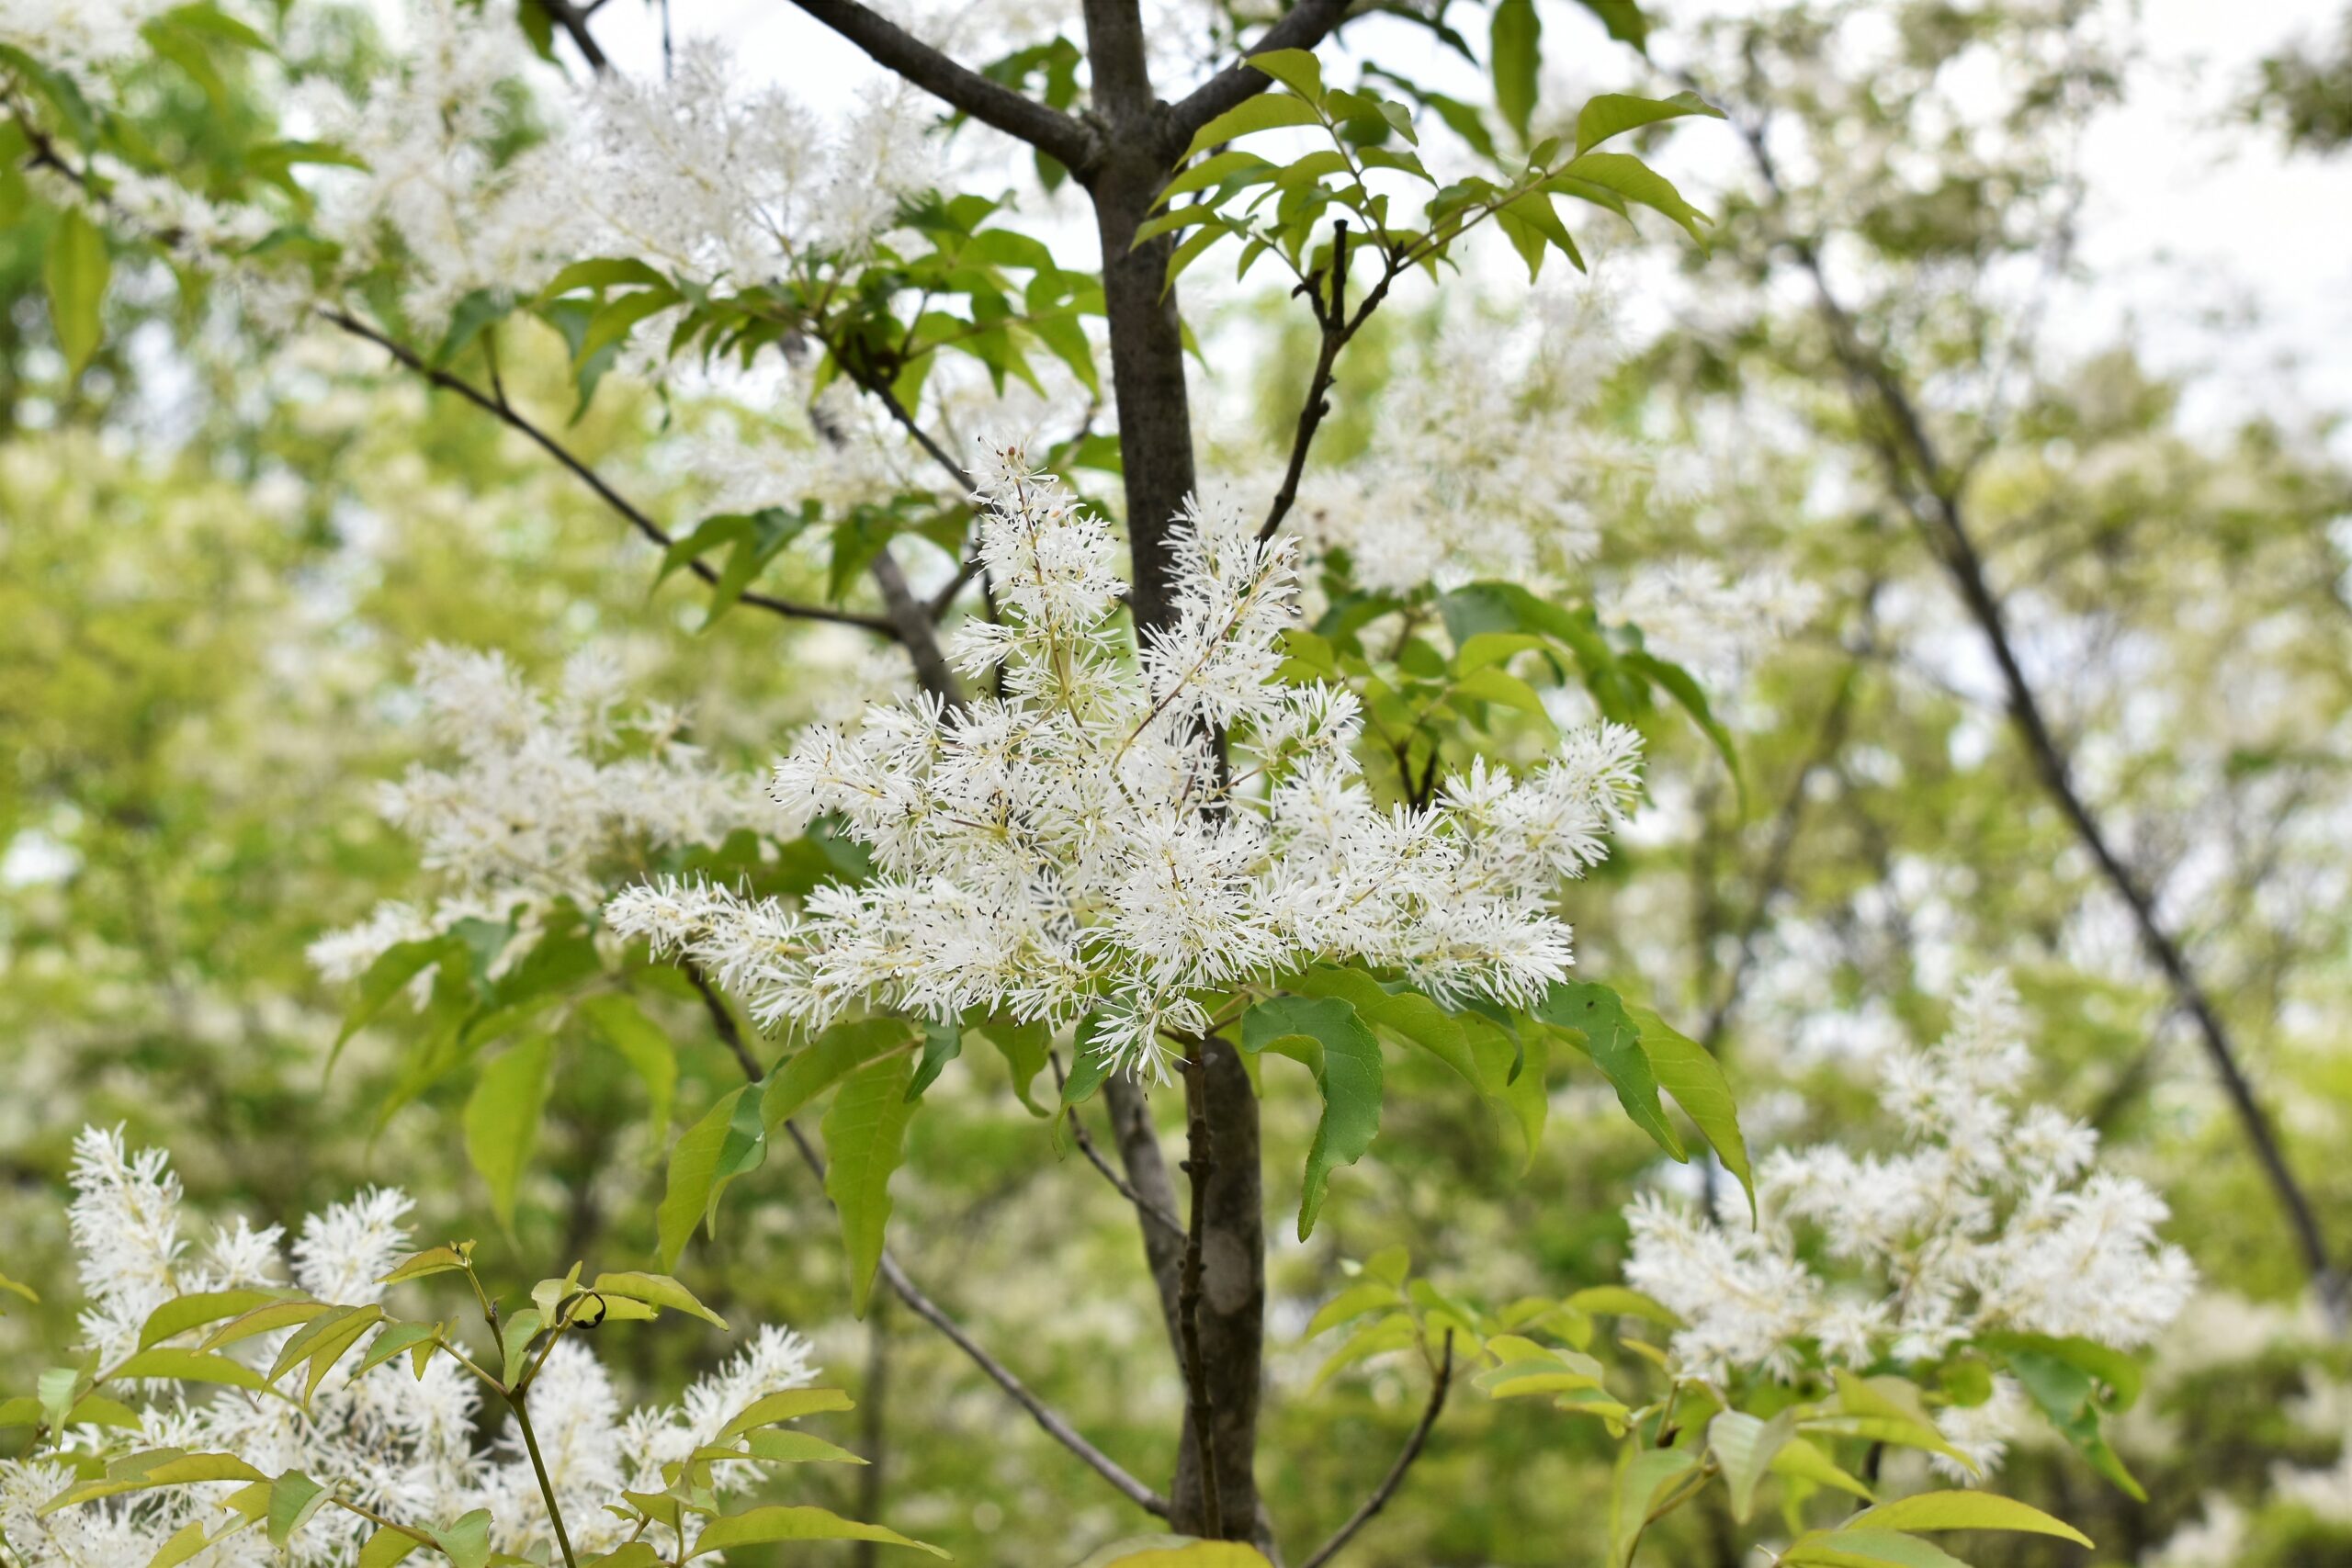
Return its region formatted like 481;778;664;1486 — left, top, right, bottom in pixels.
579;0;2352;447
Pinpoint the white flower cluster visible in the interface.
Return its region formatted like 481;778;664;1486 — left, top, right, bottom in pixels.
302;3;938;327
0;1128;822;1567
1287;286;1651;595
306;645;775;984
0;0;184;73
1600;556;1821;690
607;443;1645;1080
1623;974;2194;1470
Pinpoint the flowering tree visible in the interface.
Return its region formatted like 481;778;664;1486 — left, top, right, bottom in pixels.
0;0;2227;1564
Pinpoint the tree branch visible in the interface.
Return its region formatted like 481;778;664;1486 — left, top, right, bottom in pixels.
534;0;608;71
1053;1053;1188;1239
775;1120;1171;1517
683;967;1168;1516
1164;0;1354;153
317;310;899;636
1722;100;2346;1324
782;0;1099;171
1177;1051;1225;1540
1297;1332;1454;1568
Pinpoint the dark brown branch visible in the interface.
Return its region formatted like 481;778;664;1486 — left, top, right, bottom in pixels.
1164;0;1354;153
534;0;608;71
680;959;765;1081
1259;227;1398;544
1724;104;2346;1322
1052;1053;1188;1238
776;1120;1171;1517
1297;1332;1455;1568
317;310;898;636
782;0;1098;171
1177;1051;1225;1540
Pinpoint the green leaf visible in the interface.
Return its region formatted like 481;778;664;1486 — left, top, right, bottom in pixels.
40;1451;269;1512
1626;1005;1754;1214
741;1429;869;1464
763;1018;919;1129
352;1321;439;1380
1246;47;1325;104
686;1504;947;1559
431;288;509;368
200;1299;335;1351
2000;1344;2146;1499
577;285;681;365
1183;93;1324;159
578;994;676;1143
589;1271;728;1329
266;1471;328;1548
462;1035;553;1232
357;1528;424;1568
334;936;458;1053
907;1020;962;1100
658;1085;768;1270
44;207;108;377
1532;982;1683;1159
1488;0;1541;144
1303;1279;1403;1340
1624;651;1742;800
379;1244;474;1286
1709;1409;1794;1521
1838;1492;2090;1547
1607;1446;1697;1568
1571;0;1649;49
1082;1544;1276;1568
537;256;670;299
1770;1435;1876;1502
1564;1286;1684;1327
1553;150;1713;243
1573;90;1722;156
1781;1533;1970;1568
823;1051;922;1315
1451;664;1562;742
107;1348;268;1390
717;1386;856;1442
974;1017;1051;1115
432;1509;492;1568
1240;997;1384;1239
138;1290;286;1349
1154;149;1275;208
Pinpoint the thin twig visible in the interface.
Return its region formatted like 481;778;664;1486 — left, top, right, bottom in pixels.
775;1120;1173;1517
1051;1052;1187;1238
685;980;1168;1515
1298;1332;1456;1568
1719;90;2346;1324
1162;0;1353;152
681;959;764;1082
317;310;898;635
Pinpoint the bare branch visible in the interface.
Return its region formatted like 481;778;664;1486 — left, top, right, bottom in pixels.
782;0;1098;171
1164;0;1353;152
1298;1332;1455;1568
317;310;899;635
